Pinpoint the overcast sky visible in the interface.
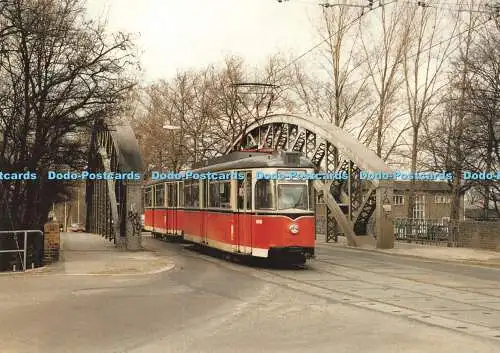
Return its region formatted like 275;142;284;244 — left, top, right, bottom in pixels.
85;0;323;82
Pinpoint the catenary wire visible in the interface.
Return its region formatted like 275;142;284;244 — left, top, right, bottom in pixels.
272;1;496;90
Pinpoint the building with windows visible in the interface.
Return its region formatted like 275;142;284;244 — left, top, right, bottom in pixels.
391;181;463;220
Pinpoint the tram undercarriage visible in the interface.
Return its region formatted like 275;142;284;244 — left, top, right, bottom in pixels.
150;230;313;266
269;246;314;265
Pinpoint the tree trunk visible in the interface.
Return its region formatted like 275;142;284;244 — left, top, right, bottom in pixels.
450;172;462;220
407;127;419;218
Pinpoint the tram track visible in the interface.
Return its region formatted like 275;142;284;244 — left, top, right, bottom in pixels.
314;257;500;299
251;260;500;341
145;234;500;341
268;258;500;315
148;238;500;341
158;237;500;305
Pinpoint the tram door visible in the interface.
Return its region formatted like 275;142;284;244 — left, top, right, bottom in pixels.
236;171;252;254
202;179;208;244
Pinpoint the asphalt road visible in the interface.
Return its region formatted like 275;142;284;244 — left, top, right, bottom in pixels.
1;235;500;353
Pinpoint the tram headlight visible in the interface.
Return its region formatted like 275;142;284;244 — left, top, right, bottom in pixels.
289;223;299;234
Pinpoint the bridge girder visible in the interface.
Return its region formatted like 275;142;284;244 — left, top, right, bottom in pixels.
86;120;144;250
228;114;395;249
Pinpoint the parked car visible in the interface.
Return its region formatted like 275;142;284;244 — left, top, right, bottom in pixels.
69;223;85;232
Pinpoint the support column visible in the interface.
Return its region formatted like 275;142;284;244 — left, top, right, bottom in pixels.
43;222;60;265
124;180;142;251
375;181;394;249
98;147;124;248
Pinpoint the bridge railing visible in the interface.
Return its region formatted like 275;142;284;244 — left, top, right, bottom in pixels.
0;230;44;272
393;218;459;246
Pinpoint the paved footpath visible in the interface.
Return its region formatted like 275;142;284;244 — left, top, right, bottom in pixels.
318;235;500;267
29;232;175;276
59;232;175;275
0;233;499;353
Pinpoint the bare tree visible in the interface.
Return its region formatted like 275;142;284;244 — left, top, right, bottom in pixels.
133;64;235;171
402;4;459;218
206;54;292;154
459;19;500;218
242;54;293;119
133;54;296;169
290;4;372;167
359;2;411;159
205;56;247;154
318;5;370;127
132;82;188;172
0;0;136;229
421;5;484;220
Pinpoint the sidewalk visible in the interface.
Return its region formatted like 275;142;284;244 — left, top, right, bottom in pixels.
316;235;500;267
39;232;175;276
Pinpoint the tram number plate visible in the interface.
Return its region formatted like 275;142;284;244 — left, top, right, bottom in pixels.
256;219;262;224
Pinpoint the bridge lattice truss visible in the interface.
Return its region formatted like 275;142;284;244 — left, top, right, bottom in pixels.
227;114;394;247
85;120;143;250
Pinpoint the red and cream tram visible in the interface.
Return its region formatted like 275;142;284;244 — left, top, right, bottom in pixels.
143;151;315;264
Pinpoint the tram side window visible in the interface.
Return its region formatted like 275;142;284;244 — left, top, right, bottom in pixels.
309;181;314;210
246;175;252;210
202;180;208;208
144;187;153;208
184;181;193;207
154;184;165;207
255;180;274;210
192;182;200;208
167;183;177;207
237;179;244;209
209;182;220;208
219;181;231;208
178;182;184;207
184;181;200;208
237;175;252;210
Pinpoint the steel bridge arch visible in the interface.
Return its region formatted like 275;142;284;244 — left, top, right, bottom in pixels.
227;114;395;248
85;119;144;250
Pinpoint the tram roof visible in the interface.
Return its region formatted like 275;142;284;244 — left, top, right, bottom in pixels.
144;151;314;185
193;151;315;172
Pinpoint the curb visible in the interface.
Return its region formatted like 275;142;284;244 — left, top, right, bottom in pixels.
316;243;500;269
63;263;176;276
0;258;175;277
0;262;60;276
0;263;176;277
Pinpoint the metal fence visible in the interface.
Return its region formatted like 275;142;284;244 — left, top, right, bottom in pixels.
0;230;44;272
393;218;459;246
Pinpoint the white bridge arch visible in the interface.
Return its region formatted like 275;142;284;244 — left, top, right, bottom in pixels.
86;120;144;250
227;114;394;248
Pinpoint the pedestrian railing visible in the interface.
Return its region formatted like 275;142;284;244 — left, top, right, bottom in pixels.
0;230;44;272
393;218;459;246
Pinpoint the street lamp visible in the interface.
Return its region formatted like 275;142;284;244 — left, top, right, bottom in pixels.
161;124;184;170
